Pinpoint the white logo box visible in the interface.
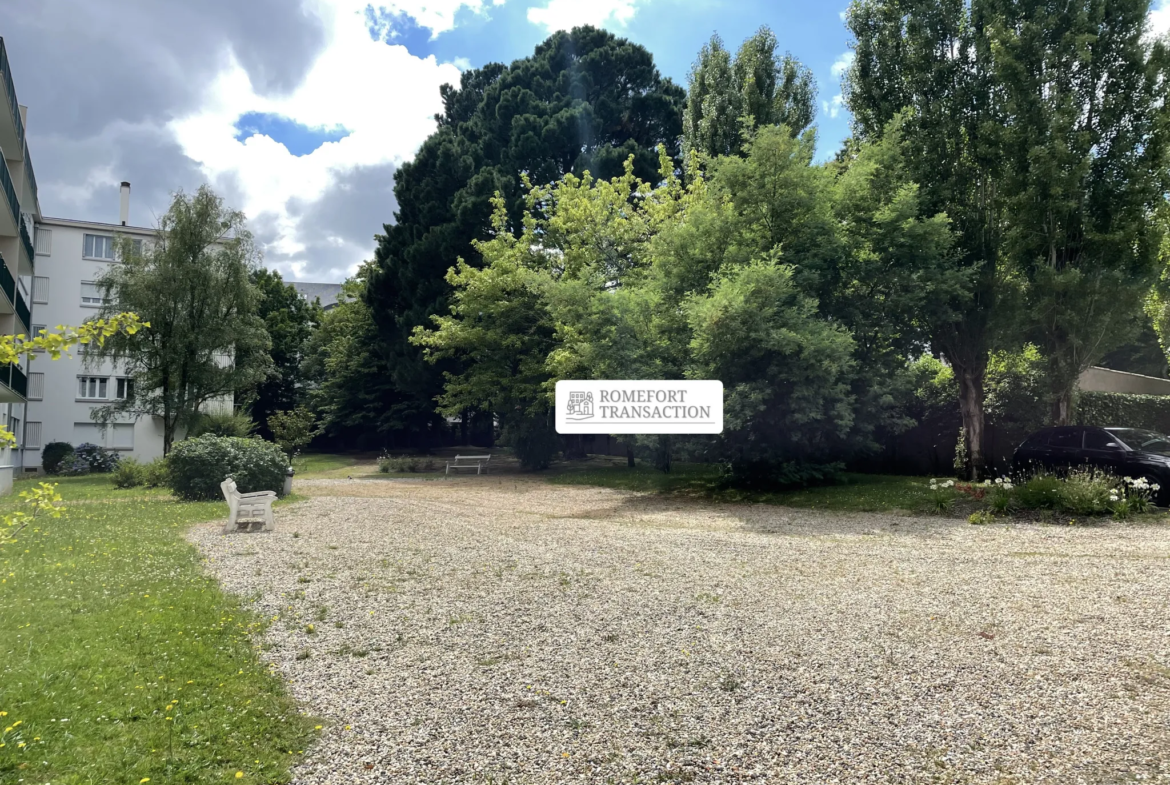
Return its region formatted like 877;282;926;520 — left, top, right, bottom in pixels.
556;380;723;434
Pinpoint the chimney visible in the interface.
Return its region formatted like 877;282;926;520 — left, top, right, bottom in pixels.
119;181;130;226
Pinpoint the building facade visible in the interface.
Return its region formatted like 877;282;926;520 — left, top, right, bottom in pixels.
22;205;172;473
0;38;38;493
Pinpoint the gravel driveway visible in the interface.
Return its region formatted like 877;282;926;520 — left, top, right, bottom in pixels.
189;476;1170;784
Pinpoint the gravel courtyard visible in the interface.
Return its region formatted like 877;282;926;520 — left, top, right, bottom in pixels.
190;476;1170;784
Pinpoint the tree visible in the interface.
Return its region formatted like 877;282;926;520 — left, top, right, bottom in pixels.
365;26;686;445
682;26;817;158
91;186;272;454
302;267;403;447
987;0;1170;423
844;0;1012;479
242;268;322;439
268;406;320;459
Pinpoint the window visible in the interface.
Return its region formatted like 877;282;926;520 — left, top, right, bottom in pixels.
81;281;105;306
1049;429;1083;449
112;424;134;450
29;324;45;351
34;226;51;256
27;372;43;400
83;233;114;260
24;421;40;450
32;276;49;304
116;377;134;400
73;423;103;445
131;238;144;256
78;376;109;400
10;416;19;448
1085;430;1123;450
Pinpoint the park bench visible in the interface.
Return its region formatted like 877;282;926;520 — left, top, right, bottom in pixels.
446;454;492;475
220;478;276;533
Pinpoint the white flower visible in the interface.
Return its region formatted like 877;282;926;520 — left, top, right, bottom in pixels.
944;480;955;488
1109;494;1120;502
994;478;1003;485
1154;484;1161;492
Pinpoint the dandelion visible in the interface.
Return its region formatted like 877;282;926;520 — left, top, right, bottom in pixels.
140;779;151;784
236;773;244;779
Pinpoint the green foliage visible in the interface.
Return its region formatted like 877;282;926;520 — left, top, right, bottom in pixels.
1076;391;1170;435
268;406;319;457
968;510;996;525
111;457;147;489
366;26;686;442
243;268;322;438
42;441;73;475
72;443;120;474
683;27;817;157
188;410;257;439
1055;470;1115;516
92;185;272;454
719;460;845;491
377;454;438;473
167;435;289;501
500;416;561;471
1014;474;1064;510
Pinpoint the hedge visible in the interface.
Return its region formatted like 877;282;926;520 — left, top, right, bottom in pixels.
167;435;289;501
1076;391;1170;434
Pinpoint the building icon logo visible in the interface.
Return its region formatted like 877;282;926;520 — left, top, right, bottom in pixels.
565;390;595;420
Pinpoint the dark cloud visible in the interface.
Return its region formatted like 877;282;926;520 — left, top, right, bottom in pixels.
272;161;398;282
3;0;326;135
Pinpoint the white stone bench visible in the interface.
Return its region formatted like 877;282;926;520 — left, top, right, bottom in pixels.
446;454;491;475
220;478;276;533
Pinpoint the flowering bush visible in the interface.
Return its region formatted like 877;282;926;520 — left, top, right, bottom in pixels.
927;477;956;513
168;435;290;501
73;443;121;473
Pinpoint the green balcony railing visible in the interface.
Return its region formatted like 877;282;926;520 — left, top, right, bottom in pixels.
1;362;27;398
0;251;13;307
15;287;29;336
0;39;25;150
19;215;33;266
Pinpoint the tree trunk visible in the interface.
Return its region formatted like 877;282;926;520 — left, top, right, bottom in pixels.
956;365;986;481
461;409;469;446
626;443;636;468
1051;387;1073;426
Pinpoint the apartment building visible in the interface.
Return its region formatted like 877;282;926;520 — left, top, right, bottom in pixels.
22;190;170;472
0;38;38;493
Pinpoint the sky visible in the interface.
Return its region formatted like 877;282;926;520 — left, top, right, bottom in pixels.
4;0;1170;283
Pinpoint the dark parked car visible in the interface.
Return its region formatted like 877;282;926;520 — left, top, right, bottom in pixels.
1012;425;1170;503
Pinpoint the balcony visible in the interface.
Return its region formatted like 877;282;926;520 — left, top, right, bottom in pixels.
0;39;23;169
0;251;13;309
0;361;27;402
18;212;32;271
14;286;28;336
0;152;17;236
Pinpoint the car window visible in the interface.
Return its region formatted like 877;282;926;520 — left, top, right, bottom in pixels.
1107;428;1170;455
1048;429;1082;449
1084;430;1123;450
1021;431;1050;448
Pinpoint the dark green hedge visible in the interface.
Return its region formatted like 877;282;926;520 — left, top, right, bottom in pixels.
167;435;289;501
1076;391;1170;434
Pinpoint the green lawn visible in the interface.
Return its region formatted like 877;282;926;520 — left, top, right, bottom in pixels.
291;452;373;479
549;463;937;512
0;475;316;784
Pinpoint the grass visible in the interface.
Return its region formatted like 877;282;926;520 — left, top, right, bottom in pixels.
291;452;370;478
549;463;939;513
0;475;316;784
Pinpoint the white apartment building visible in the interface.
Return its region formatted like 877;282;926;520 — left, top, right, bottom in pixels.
0;38;38;493
22;193;171;473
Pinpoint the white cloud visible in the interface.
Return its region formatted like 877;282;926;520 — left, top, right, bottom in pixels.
1150;0;1170;39
527;0;642;32
369;0;500;36
169;0;467;281
823;94;845;119
830;51;855;79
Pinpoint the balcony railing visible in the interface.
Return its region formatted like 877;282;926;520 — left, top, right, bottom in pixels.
0;362;27;399
0;251;13;306
15;287;29;335
22;140;35;207
0;154;17;228
19;213;33;266
0;39;24;151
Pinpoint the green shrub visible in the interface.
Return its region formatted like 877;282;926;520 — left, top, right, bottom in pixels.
142;457;170;488
1056;469;1115;515
168;435;289;501
925;477;956;513
377;455;436;473
968;510;996;525
501;416;560;471
188;411;257;439
42;442;73;474
112;458;147;489
1015;474;1064;510
58;451;88;476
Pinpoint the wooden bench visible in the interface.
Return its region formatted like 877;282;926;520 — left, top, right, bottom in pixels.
220;478;276;533
446;454;492;475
